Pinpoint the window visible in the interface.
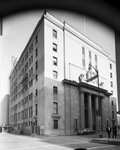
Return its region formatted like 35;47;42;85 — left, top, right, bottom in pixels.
53;57;57;66
82;47;85;69
112;111;114;119
29;93;33;101
53;43;57;52
31;106;33;117
53;86;58;94
53;102;58;114
53;71;58;79
111;101;114;106
53;120;58;129
95;54;98;70
29;79;33;87
31;55;33;63
35;35;38;44
31;93;33;100
95;54;97;61
29;107;31;117
82;47;85;55
35;61;38;70
31;67;33;74
89;51;91;58
110;63;112;69
111;81;113;87
35;89;38;97
110;72;112;78
82;59;85;69
25;62;28;70
35;104;38;115
35;48;38;57
53;29;57;38
36;74;38;81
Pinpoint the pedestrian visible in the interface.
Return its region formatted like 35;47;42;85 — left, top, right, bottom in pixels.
106;126;111;138
112;124;117;138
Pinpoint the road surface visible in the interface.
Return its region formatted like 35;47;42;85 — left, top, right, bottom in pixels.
0;133;120;150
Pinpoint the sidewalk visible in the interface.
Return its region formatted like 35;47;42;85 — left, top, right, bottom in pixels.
90;131;120;145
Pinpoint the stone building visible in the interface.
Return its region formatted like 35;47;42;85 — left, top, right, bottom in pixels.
0;95;9;126
9;11;117;135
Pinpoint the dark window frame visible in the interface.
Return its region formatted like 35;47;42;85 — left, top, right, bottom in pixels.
53;29;57;39
53;120;58;129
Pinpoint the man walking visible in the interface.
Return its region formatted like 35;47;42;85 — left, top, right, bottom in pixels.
112;124;117;138
106;126;111;138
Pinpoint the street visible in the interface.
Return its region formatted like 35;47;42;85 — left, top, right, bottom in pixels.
0;133;120;150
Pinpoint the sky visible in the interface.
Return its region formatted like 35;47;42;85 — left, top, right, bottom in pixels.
0;9;115;102
0;10;44;102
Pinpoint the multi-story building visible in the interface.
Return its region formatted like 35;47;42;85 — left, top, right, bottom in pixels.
9;11;118;135
0;95;9;126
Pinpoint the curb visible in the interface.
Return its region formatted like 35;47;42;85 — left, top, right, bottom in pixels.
90;138;120;145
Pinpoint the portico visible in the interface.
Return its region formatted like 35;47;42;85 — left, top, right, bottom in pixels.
62;79;112;133
79;82;111;131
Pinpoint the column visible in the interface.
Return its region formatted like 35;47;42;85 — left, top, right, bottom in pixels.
88;94;92;129
101;97;104;130
95;96;99;130
80;92;85;129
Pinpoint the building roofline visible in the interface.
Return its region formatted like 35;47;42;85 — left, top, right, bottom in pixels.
45;10;110;58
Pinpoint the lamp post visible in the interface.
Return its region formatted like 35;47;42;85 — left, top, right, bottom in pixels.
86;63;102;137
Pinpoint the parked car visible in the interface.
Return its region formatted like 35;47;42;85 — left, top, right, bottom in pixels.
77;128;96;135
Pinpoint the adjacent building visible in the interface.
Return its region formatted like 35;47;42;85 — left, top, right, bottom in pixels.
0;95;9;126
9;11;118;135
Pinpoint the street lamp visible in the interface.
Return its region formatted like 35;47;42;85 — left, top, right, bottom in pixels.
86;63;102;137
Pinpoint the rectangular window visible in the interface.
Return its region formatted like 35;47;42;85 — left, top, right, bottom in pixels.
53;71;58;79
36;74;38;81
53;43;57;52
111;81;113;87
35;89;38;97
53;86;58;94
35;104;38;115
89;51;92;64
112;111;114;119
53;102;58;114
53;29;57;38
95;54;97;61
31;106;33;117
29;107;31;117
89;51;91;58
110;63;112;69
31;93;33;100
95;54;98;70
35;35;38;44
53;57;57;66
110;72;112;78
82;47;85;69
82;47;85;55
82;59;85;69
53;120;58;129
35;61;38;70
111;101;114;106
35;48;38;57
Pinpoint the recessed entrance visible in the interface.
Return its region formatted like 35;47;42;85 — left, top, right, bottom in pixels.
84;93;97;130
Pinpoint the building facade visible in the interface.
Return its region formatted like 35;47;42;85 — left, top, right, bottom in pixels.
9;11;117;135
0;95;9;126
